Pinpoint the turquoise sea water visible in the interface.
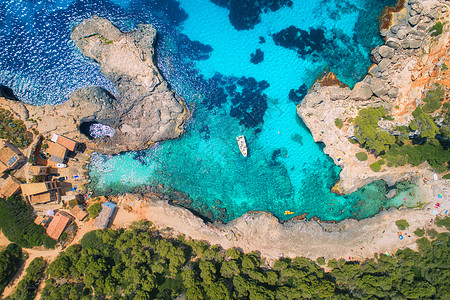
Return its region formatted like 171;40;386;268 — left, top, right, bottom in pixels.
0;0;421;222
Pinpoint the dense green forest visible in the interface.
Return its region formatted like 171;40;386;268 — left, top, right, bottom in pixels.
0;195;56;249
353;87;450;173
41;221;449;299
0;244;23;294
6;257;47;300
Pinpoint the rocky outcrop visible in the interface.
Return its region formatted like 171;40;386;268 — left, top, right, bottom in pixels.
0;16;188;155
297;0;449;194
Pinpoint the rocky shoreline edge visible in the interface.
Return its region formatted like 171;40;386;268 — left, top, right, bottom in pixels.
298;0;449;194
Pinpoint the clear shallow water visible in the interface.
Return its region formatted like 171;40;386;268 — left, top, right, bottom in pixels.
0;0;421;222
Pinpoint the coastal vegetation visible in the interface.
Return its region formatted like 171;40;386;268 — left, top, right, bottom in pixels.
40;221;449;299
334;118;343;129
395;219;410;230
414;228;425;237
355;152;368;161
0;244;23;294
369;161;381;172
87;201;102;219
0;108;33;149
0;195;56;249
353;88;450;173
430;21;444;37
6;257;47;300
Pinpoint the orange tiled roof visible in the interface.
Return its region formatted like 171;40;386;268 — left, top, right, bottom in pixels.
46;212;71;240
56;135;78;152
0;176;21;198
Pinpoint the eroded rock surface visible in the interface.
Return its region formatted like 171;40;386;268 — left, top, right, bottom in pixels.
297;0;449;193
0;16;188;155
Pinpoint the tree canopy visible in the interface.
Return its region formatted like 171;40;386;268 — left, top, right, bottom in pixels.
0;195;56;249
40;221;449;300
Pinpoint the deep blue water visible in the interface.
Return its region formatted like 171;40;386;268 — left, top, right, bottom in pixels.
0;0;421;222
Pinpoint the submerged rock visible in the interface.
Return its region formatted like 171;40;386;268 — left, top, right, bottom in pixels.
386;189;397;199
250;49;264;64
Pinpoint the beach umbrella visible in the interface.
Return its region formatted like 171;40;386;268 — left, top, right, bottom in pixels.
46;209;54;216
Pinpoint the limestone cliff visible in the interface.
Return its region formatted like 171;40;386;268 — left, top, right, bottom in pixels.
0;16;188;155
297;0;449;193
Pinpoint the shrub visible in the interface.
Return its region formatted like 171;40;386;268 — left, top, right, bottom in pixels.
426;229;438;239
88;202;102;219
430;21;443;36
442;63;448;70
416;237;431;254
316;257;325;266
0;109;33;149
414;228;425;237
370;162;381;172
443;174;450;179
395;219;410;230
335;118;343;129
68;198;78;209
30;175;44;183
348;138;357;144
435;216;450;230
378;159;386;165
355;152;368;161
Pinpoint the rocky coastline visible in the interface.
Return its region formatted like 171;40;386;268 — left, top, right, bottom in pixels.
298;0;449;194
0;16;189;155
0;1;448;262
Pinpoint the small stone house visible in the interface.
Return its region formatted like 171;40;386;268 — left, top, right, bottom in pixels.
51;133;81;152
0;176;22;198
46;211;73;240
28;165;49;176
0;140;23;174
21;181;61;205
70;204;88;221
94;201;117;229
46;141;67;165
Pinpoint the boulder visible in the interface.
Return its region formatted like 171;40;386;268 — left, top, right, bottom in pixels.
401;39;410;49
396;28;408;40
388;87;400;98
369;77;388;97
386;189;397;199
386;38;401;50
390;24;401;34
425;8;440;20
329;86;351;101
408;15;421;26
379;45;395;59
378;58;391;72
411;2;423;14
350;82;372;101
371;47;382;63
409;39;422;49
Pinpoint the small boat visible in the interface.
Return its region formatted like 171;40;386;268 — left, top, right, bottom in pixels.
284;210;295;215
236;135;247;157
